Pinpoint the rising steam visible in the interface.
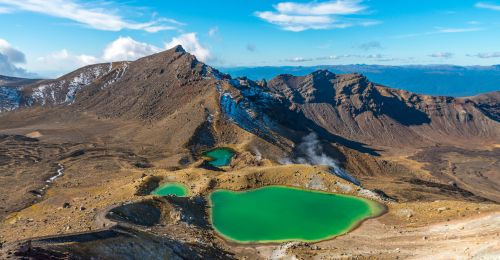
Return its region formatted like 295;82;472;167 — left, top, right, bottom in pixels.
281;132;360;185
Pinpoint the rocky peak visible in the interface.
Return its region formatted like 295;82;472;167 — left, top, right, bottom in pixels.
172;45;186;54
309;69;336;79
268;70;371;104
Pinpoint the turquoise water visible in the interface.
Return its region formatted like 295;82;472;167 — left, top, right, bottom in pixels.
204;148;235;167
151;183;188;197
210;186;384;243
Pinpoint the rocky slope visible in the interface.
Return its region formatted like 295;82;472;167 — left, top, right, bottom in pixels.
0;46;499;259
267;70;500;149
0;63;128;112
0;76;40;112
2;50;498;152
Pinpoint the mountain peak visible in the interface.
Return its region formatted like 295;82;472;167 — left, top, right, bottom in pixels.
172;45;186;53
310;69;335;78
134;45;191;64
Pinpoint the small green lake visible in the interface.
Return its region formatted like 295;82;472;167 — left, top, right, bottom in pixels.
204;148;235;167
210;186;384;243
151;183;188;197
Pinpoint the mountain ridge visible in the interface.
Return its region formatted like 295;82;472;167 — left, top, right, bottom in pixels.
222;64;500;97
1;48;498;152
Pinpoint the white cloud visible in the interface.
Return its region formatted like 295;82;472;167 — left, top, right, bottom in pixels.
255;11;333;32
429;52;454;58
316;53;387;60
394;27;483;38
435;27;483;33
143;25;177;33
316;54;359;60
275;0;365;15
255;0;377;32
165;33;211;62
285;57;314;62
0;0;182;32
31;34;212;76
0;38;33;77
0;5;11;13
34;37;161;73
0;39;26;63
365;54;383;59
102;37;161;61
475;2;500;11
467;52;500;58
35;49;100;74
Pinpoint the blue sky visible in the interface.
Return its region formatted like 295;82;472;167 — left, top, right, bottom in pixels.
1;0;500;77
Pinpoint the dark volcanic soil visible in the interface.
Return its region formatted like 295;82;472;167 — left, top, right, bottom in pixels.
410;146;500;202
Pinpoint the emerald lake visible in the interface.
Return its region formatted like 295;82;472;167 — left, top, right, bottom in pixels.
209;186;384;243
151;183;188;197
204;148;235;167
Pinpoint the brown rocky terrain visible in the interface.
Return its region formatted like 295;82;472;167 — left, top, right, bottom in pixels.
267;70;499;149
267;70;500;202
0;46;498;259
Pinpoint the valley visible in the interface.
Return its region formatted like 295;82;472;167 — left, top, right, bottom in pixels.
0;46;498;259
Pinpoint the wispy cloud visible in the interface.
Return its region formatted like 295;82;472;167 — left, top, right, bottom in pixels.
429;52;454;58
475;2;500;11
274;0;366;15
284;57;314;62
255;0;379;32
0;0;183;32
255;12;333;32
316;54;355;60
0;5;11;13
467;52;500;58
435;27;482;33
394;26;483;38
286;53;388;62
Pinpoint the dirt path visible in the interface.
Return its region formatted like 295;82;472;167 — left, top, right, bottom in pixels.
258;211;500;259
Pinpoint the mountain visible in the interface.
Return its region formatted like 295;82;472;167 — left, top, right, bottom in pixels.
0;64;127;112
0;46;499;259
0;75;41;112
1;47;498;197
1;48;498;155
0;75;40;87
0;47;498;159
266;70;499;149
222;64;500;97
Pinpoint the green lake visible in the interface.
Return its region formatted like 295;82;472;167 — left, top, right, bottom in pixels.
151;183;188;197
209;186;384;243
204;148;235;167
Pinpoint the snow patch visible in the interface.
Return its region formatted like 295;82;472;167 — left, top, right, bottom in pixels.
103;62;129;89
0;87;21;112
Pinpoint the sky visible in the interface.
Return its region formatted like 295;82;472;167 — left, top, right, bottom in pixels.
1;0;500;78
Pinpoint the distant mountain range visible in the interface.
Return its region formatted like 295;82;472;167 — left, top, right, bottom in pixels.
221;65;500;97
